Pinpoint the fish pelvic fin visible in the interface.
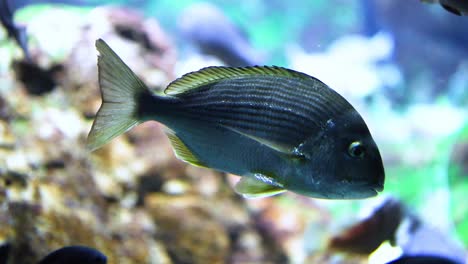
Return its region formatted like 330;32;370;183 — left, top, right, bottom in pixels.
87;39;148;152
234;176;286;199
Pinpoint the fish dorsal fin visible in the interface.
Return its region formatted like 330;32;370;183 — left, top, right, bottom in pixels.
234;176;286;199
222;125;294;154
164;66;313;95
164;129;207;168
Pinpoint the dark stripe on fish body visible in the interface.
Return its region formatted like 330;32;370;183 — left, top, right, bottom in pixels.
187;88;320;123
175;107;308;143
182;77;348;118
179;78;349;121
249;76;335;101
188;99;320;127
174;106;309;143
181;83;336;122
214;84;332;119
167;75;353;145
180;105;310;139
185;102;332;131
280;79;347;113
199;107;311;137
178;97;317;134
194;78;317;107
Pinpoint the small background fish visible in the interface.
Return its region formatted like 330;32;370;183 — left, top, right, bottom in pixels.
0;0;30;60
178;2;264;67
421;0;468;16
37;246;107;264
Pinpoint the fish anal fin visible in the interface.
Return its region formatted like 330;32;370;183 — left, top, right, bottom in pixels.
234;173;286;199
165;129;207;168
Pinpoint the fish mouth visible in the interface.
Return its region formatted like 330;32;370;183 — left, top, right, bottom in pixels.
326;181;382;199
372;183;384;192
348;180;383;198
338;185;378;199
353;179;383;192
373;186;383;192
373;173;385;192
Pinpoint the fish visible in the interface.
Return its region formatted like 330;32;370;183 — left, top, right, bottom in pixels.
328;198;404;254
178;2;263;67
329;197;467;263
12;60;63;95
0;243;10;264
0;0;92;62
0;0;30;60
386;255;461;264
395;214;467;264
87;39;385;199
421;0;468;16
37;245;107;264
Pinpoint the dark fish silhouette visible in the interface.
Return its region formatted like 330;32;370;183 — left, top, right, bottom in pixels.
87;39;385;199
0;0;93;61
0;0;29;60
387;255;460;264
0;244;10;264
37;246;107;264
12;60;63;95
421;0;468;16
329;198;404;254
179;2;262;66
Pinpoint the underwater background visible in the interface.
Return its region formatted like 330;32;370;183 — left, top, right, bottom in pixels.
0;0;467;263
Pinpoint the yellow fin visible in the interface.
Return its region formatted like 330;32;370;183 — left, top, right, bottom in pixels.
165;129;207;168
222;125;293;154
164;66;313;95
87;39;147;152
234;175;286;199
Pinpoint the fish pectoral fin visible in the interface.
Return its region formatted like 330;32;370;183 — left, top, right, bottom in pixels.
165;128;207;168
221;125;293;154
234;177;286;199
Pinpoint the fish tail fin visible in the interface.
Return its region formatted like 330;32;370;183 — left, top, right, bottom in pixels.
87;39;148;152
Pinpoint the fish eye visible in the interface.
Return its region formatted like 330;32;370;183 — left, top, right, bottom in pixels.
348;141;365;158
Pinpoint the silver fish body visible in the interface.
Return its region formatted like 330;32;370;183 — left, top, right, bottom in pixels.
88;39;385;199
